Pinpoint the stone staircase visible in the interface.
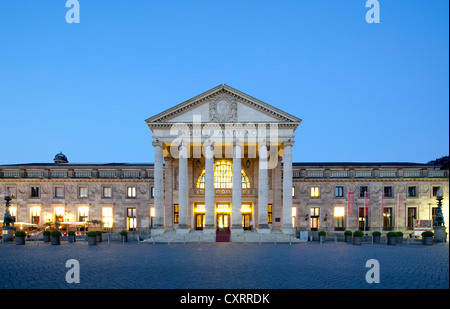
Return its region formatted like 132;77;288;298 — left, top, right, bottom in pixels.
142;229;302;243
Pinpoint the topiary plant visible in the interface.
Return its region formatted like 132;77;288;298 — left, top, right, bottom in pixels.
318;231;326;236
15;230;26;237
87;231;97;237
43;230;51;236
353;230;364;237
396;231;404;236
421;231;434;237
68;231;76;236
387;231;397;237
120;230;128;236
344;230;352;236
51;230;62;237
372;231;381;236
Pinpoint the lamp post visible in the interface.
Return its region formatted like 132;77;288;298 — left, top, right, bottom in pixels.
433;189;446;242
2;189;15;242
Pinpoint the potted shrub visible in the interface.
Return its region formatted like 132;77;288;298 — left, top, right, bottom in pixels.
396;231;404;243
95;230;103;243
353;230;363;245
15;230;27;245
387;232;397;245
318;231;326;243
344;230;352;243
372;231;381;243
51;230;61;245
87;231;97;245
421;231;434;245
68;231;76;243
43;230;51;243
120;230;128;243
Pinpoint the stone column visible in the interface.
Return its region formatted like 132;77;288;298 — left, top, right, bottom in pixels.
258;142;270;233
152;139;164;233
204;140;215;233
231;140;243;231
282;139;295;235
177;140;189;233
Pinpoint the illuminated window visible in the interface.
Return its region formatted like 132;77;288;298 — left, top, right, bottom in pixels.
30;207;41;225
54;207;65;222
268;204;273;224
127;186;136;198
9;206;17;223
292;186;295;197
334;207;345;231
292;207;297;228
127;208;137;231
103;186;112;198
102;207;113;228
196;160;250;189
311;186;320;197
174;204;179;224
78;207;89;222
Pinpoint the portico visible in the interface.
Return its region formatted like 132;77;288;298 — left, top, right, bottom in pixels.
145;84;302;240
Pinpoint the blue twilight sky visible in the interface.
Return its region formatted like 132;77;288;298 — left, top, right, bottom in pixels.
0;0;448;165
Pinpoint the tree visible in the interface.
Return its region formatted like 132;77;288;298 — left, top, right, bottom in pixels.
428;156;449;169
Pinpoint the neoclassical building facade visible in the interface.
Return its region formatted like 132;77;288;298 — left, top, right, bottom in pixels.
1;85;448;241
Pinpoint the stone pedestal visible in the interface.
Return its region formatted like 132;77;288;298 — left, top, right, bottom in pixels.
2;227;14;242
433;226;447;242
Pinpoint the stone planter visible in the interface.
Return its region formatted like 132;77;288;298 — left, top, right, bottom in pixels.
345;235;352;243
88;236;97;246
15;236;26;245
319;235;325;243
422;236;433;246
353;236;362;245
68;235;76;243
121;235;128;243
373;235;380;243
43;234;51;243
387;236;397;245
51;236;61;245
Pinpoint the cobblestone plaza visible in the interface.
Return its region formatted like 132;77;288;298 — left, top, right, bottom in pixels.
1;241;448;290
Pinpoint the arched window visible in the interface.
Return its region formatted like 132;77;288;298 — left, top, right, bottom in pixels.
196;160;250;189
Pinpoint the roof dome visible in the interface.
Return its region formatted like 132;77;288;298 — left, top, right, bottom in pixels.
54;152;68;164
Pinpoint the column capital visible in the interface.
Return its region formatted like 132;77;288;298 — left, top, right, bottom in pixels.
283;138;295;148
233;139;244;148
152;138;163;148
203;138;215;148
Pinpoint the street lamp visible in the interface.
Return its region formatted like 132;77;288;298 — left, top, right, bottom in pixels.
433;188;446;242
2;189;15;242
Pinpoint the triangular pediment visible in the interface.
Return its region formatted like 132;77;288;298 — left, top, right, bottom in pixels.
145;84;302;128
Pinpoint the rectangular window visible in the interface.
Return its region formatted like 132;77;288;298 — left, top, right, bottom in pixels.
310;186;320;197
79;187;88;198
127;186;136;198
174;204;179;224
292;207;296;228
31;186;40;198
54;207;65;222
9;206;17;223
358;207;369;231
55;187;64;198
334;207;345;231
359;186;368;198
268;204;273;224
335;186;344;197
127;207;137;231
384;186;393;198
407;186;417;198
407;207;416;229
151;187;155;198
103;186;112;198
78;207;89;222
382;207;393;230
431;207;438;224
102;207;113;228
292;186;295;197
310;207;320;231
432;186;441;197
30;207;41;226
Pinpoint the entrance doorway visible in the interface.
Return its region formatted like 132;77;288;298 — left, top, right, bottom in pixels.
216;203;230;230
194;204;205;230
